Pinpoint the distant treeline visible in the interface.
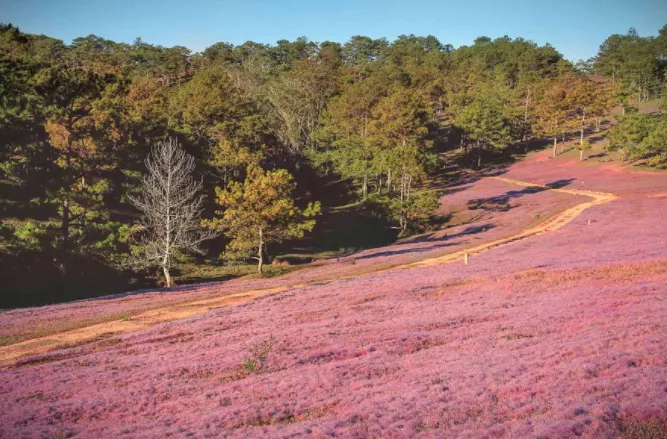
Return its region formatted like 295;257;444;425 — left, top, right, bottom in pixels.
0;24;665;306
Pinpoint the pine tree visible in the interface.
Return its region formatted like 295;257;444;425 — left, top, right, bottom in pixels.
210;164;320;273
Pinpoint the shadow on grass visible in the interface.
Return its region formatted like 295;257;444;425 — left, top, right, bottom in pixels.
466;178;576;213
277;201;399;258
546;178;576;189
355;223;496;261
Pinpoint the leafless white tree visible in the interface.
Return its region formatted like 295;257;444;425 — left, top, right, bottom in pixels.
129;138;216;287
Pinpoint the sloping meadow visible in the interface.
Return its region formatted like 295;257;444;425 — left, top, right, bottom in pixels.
2;153;667;438
0;175;588;346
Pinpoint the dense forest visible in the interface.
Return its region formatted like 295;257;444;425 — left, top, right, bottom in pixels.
1;24;666;307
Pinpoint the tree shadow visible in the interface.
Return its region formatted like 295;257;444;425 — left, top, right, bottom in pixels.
441;185;471;196
587;134;606;144
428;212;453;230
449;223;496;239
467;186;542;212
546;178;575;189
466;178;575;212
355;223;496;261
427;163;510;198
89;283;211;301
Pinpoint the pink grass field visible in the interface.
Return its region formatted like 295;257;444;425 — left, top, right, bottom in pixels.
1;150;667;438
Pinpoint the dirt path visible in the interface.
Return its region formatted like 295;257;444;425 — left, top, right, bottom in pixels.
0;177;617;367
407;177;617;267
0;286;296;366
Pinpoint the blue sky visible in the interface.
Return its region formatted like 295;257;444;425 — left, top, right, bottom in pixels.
1;0;665;61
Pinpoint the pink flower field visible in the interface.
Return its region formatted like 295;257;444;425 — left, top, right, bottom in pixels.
1;150;667;438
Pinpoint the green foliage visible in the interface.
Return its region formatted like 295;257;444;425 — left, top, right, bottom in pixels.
637;117;667;167
369;190;440;236
1;21;664;305
607;113;657;160
209;164;321;272
454;92;512;167
580;140;592;153
454;95;510;147
168;67;267;146
265;58;341;155
578;140;593;161
607;113;667;166
12;221;49;251
316;81;437;198
241;336;275;373
342;36;389;67
594;27;665;102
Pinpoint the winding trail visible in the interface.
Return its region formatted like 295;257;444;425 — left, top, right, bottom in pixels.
407;176;617;267
0;176;617;366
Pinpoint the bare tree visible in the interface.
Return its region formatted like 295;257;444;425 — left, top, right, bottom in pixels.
265;62;339;156
129;138;216;287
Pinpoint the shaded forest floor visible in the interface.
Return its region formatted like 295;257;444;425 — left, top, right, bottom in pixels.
1;146;667;438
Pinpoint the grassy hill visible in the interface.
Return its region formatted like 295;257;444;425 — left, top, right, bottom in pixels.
1;149;667;437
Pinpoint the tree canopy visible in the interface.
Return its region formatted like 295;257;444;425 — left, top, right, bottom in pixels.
1;22;664;306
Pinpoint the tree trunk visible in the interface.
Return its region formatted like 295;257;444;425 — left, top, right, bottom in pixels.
257;229;264;273
61;149;72;254
163;163;172;286
477;143;482;168
552;137;557;157
163;266;173;288
596;117;601;132
580;149;584;161
523;87;531;142
61;198;70;249
362;175;368;198
399;204;408;235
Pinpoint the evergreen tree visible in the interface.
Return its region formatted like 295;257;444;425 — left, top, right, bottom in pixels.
210;164;320;273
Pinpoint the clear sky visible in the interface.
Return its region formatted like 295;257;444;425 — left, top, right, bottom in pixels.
1;0;665;61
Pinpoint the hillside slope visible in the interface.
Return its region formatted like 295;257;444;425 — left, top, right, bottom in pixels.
1;150;666;438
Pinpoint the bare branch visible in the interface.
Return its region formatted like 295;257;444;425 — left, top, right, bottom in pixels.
128;138;217;287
